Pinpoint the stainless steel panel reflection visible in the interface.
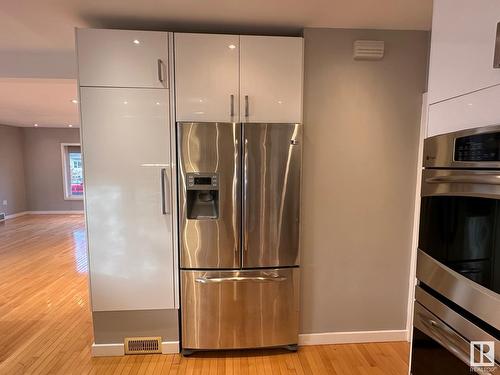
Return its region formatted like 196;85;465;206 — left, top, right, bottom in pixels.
423;124;500;169
413;303;499;372
181;268;299;349
417;250;500;329
242;123;302;268
178;122;240;269
422;169;500;199
415;286;500;362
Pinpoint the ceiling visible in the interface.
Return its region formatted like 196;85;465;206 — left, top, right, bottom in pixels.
0;79;78;128
0;0;433;128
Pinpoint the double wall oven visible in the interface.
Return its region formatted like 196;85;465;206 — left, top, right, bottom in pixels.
412;126;500;374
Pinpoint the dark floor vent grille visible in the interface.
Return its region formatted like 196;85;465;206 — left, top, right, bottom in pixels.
124;337;162;354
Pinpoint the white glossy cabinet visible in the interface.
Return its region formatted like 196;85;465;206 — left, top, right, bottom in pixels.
77;29;168;88
427;85;500;137
428;0;500;104
174;33;239;122
426;0;500;137
80;87;175;311
240;36;303;123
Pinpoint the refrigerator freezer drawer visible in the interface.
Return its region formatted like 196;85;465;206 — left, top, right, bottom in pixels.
181;268;299;350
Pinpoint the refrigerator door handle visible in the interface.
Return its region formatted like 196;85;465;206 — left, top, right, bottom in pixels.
161;168;170;215
195;275;287;284
243;137;249;253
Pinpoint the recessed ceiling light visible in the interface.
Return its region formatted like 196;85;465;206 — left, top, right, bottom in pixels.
123;101;128;104
133;39;140;45
34;123;38;127
228;44;236;50
68;124;73;128
156;102;160;105
71;99;78;104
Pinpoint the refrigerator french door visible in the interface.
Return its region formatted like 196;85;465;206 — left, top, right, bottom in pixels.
178;122;301;351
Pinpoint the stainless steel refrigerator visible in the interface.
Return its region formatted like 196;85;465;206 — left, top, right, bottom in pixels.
177;122;302;353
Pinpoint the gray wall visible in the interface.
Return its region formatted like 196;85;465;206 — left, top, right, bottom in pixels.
23;128;83;212
300;28;429;334
0;125;27;215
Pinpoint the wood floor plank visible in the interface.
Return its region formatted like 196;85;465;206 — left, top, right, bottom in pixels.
0;215;410;374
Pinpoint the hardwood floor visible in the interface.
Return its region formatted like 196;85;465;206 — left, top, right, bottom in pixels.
0;214;410;374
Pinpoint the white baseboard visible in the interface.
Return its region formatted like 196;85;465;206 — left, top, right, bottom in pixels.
27;210;84;215
5;211;28;220
298;330;408;346
91;341;180;357
91;343;124;357
161;341;180;354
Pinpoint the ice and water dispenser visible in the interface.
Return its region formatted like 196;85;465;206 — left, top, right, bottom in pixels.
185;173;219;219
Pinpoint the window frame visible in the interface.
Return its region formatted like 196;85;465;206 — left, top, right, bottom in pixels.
61;143;84;201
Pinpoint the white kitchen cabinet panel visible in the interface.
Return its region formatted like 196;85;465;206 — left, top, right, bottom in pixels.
427;85;500;137
428;0;500;104
175;33;239;122
80;87;175;311
77;29;168;88
240;35;303;123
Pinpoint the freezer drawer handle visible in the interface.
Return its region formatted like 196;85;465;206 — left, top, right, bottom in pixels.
195;275;287;284
425;174;500;185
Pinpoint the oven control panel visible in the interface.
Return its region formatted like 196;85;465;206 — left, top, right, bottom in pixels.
454;132;500;162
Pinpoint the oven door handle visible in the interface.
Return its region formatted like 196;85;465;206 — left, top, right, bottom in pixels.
425;174;500;185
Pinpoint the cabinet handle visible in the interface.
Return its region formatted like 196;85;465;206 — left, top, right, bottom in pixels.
161;168;170;215
244;95;249;118
157;59;166;85
494;22;500;68
230;94;235;117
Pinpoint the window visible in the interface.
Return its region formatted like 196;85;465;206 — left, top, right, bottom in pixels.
61;144;84;200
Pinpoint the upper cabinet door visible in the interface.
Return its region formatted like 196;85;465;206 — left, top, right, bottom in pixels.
428;0;500;104
77;29;168;88
240;36;303;124
175;33;239;122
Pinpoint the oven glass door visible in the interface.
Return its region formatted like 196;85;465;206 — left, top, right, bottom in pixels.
419;195;500;294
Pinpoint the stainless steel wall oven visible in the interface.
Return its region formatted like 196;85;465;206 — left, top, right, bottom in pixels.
412;126;500;374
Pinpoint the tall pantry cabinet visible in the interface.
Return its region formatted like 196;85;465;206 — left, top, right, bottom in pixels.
76;28;178;322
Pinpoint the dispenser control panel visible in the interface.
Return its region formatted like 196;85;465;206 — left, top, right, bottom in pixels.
186;173;219;190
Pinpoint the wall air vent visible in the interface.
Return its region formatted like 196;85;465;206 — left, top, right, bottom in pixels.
124;337;162;354
353;40;385;61
0;212;5;222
